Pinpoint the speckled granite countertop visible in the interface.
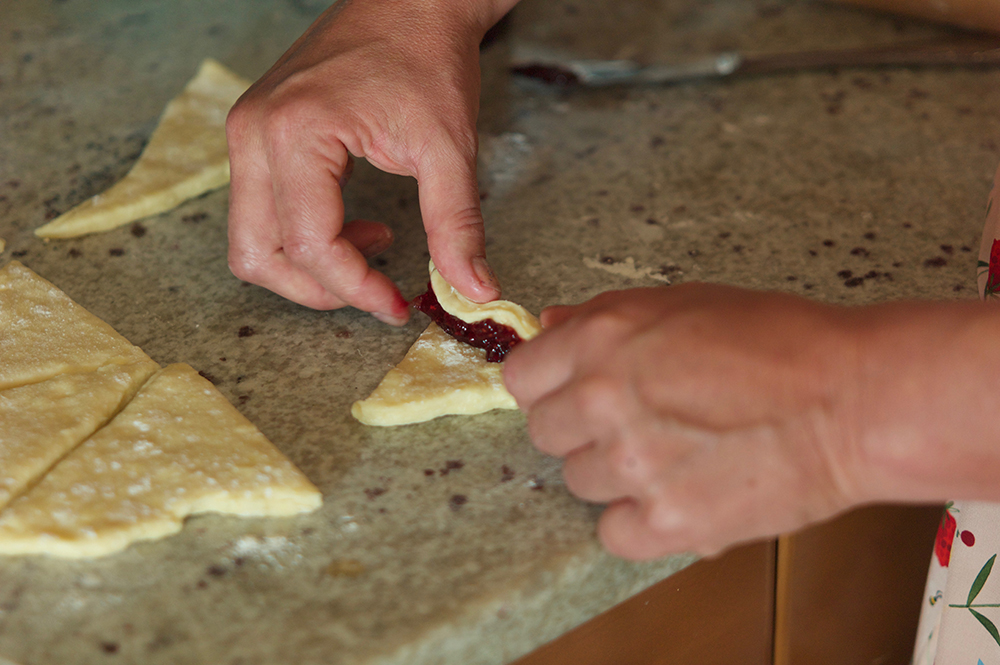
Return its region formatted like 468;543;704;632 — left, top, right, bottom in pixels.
0;1;997;663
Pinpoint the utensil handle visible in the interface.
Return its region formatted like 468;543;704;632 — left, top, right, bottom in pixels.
736;37;1000;75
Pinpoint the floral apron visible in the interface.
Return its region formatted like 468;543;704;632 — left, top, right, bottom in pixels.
912;164;1000;664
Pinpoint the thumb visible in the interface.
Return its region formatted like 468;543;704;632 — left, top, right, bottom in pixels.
418;150;501;303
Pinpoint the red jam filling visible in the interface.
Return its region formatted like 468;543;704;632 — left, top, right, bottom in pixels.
411;283;522;362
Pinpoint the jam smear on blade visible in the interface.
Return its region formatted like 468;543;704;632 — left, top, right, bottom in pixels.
412;283;522;362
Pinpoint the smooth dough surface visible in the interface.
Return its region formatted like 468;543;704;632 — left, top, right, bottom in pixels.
35;59;251;238
352;323;518;426
429;261;542;339
0;360;159;512
0;364;322;559
0;261;153;391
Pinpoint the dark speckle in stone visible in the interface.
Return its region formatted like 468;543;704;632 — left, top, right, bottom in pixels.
528;475;546;491
844;277;865;287
440;460;465;476
786;275;798;281
237;395;250;405
940;244;954;255
197;371;217;384
864;270;879;279
893;261;903;268
732;245;744;253
863;232;876;240
822;240;835;247
196;580;208;590
850;247;869;257
954;284;964;292
808;250;817;257
501;465;515;482
101;642;119;654
130;223;147;237
687;249;699;257
903;222;912;229
206;565;226;577
108;248;125;257
629;204;645;213
448;494;468;511
645;217;658;225
600;256;615;264
961;246;972;253
424;469;435;477
718;231;731;239
335;330;352;339
373;257;388;267
586;217;600;227
68;248;82;258
803;283;814;290
596;189;609;196
181;212;208;223
924;257;948;268
837;270;853;279
673;205;687;214
238;326;254;338
649;136;665;148
364;488;387;500
11;250;27;258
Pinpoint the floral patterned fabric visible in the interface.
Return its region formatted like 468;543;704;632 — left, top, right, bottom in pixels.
912;164;1000;664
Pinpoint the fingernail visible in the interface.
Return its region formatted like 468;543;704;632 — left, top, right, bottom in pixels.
373;311;408;326
472;256;500;296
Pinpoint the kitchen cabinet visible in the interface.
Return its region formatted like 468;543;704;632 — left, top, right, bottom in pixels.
515;505;941;665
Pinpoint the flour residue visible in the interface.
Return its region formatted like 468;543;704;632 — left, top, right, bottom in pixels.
583;256;670;283
229;535;302;569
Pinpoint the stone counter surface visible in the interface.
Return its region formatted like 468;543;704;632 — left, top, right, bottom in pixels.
0;1;997;663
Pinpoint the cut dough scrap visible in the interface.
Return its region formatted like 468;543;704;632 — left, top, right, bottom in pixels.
0;261;153;391
352;323;517;426
429;261;542;340
35;59;251;238
0;363;322;559
0;360;160;511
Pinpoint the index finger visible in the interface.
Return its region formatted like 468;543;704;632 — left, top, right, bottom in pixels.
267;131;410;322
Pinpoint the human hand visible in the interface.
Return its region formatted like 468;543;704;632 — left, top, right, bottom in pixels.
226;0;514;324
503;284;867;559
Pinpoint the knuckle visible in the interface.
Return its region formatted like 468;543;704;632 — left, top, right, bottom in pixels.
577;310;635;350
574;376;625;421
282;236;320;266
227;251;265;284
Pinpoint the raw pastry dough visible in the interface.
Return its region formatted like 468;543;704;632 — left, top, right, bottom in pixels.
0;364;322;559
352;323;518;426
0;360;159;511
0;261;152;391
352;264;540;426
429;261;542;339
35;59;251;238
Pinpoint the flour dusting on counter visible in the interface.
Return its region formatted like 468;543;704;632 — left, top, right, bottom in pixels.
583;256;671;283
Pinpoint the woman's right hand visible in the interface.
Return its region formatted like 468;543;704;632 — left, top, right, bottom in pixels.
226;0;518;324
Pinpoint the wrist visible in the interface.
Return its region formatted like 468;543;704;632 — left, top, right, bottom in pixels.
851;302;1000;505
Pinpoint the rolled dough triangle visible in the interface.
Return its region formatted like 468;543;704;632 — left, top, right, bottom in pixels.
35;59;251;238
0;360;160;511
351;323;519;426
0;261;153;391
0;363;322;559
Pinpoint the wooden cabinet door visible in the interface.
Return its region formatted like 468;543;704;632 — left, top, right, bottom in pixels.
513;539;775;665
774;505;942;665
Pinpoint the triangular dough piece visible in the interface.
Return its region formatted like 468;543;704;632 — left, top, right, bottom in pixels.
0;364;322;559
0;360;160;511
35;59;251;238
352;323;519;426
0;261;153;391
